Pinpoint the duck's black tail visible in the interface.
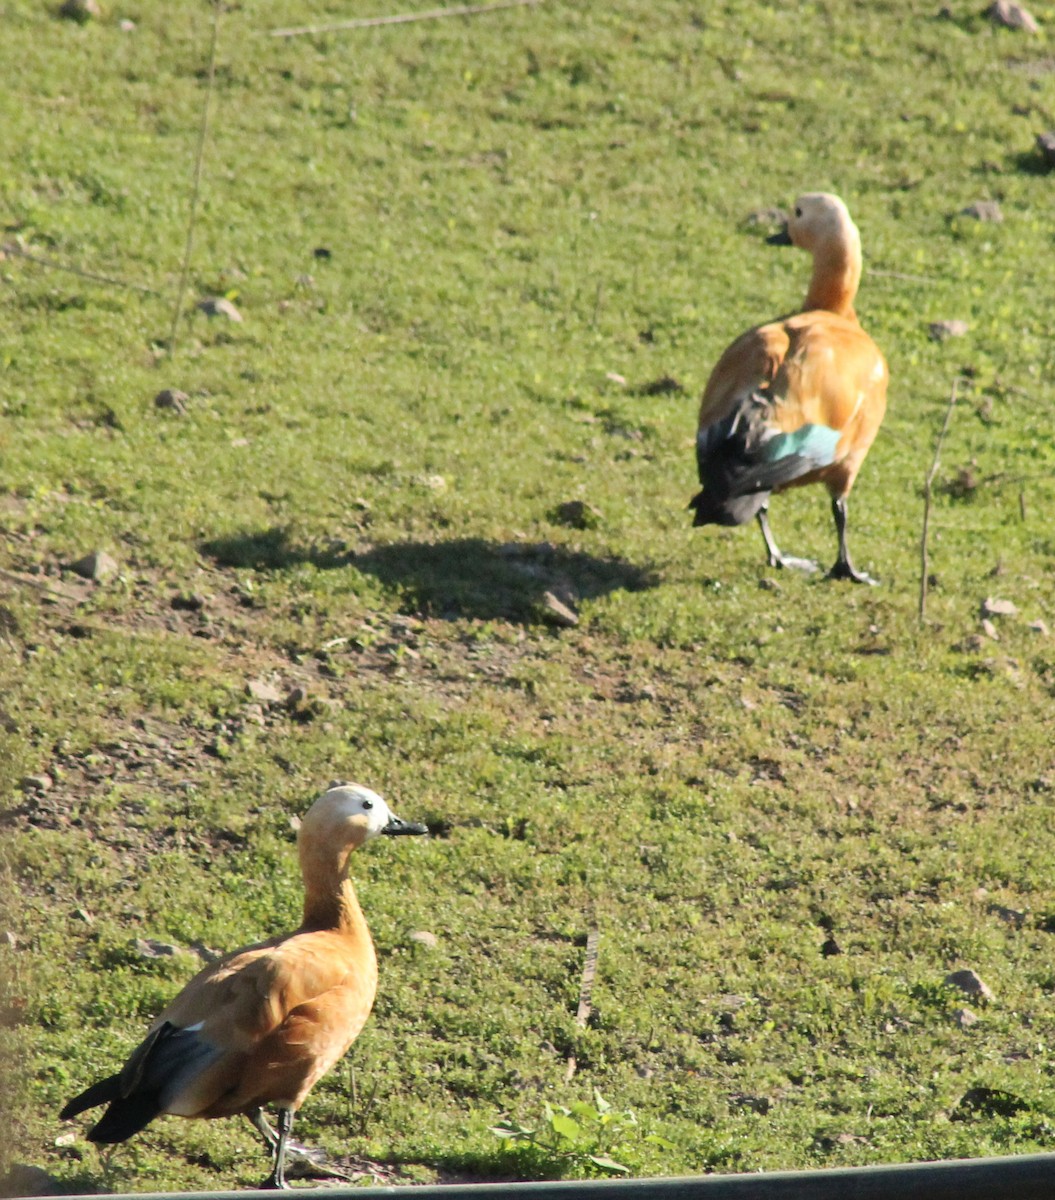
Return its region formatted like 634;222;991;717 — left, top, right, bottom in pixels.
59;1021;212;1144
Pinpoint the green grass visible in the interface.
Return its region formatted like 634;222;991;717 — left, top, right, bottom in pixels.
3;0;1055;1190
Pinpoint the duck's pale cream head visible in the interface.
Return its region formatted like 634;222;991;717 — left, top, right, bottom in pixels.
299;784;428;875
782;192;858;254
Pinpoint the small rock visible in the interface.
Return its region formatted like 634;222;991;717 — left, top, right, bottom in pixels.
945;968;995;1002
245;678;283;705
313;247;332;260
552;499;602;530
420;474;446;491
197;296;243;322
540;590;579;627
58;0;101;21
635;374;684;396
989;903;1027;928
955;1007;978;1029
744;206;789;227
134;937;179;959
3;931;19;949
72;907;94;925
285;685;309;710
820;936;843;957
171;592;206;612
960;200;1003;223
243;704;266;726
980;618;999;641
154;388;189;413
987;1;1039;33
981;596;1018;618
68;550;118;582
118;17;135;30
1036;131;1055;167
605;371;627;386
1029;618;1049;636
20;774;53;794
408;930;438;949
929;319;969;342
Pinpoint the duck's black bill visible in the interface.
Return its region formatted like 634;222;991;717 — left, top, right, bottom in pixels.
766;226;792;246
382;816;429;836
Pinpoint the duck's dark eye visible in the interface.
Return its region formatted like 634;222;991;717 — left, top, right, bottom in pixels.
362;799;374;810
795;207;802;218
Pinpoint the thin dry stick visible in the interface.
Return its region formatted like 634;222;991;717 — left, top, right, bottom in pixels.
919;378;960;622
2;244;161;296
564;926;599;1083
270;0;540;39
168;0;222;355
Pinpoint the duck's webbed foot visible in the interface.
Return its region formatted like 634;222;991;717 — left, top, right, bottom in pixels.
757;507;819;573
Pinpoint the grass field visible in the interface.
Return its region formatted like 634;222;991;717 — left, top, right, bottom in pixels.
3;0;1055;1191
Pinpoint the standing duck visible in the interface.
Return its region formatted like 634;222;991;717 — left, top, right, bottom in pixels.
60;783;428;1189
689;192;889;584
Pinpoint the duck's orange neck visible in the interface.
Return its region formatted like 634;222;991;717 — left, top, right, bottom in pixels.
803;243;861;321
301;872;372;943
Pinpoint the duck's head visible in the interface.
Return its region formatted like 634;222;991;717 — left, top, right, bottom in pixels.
299;784;428;873
768;192;859;255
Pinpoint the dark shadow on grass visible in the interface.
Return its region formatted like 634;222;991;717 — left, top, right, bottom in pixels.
352;538;658;622
202;527;350;571
201;527;658;623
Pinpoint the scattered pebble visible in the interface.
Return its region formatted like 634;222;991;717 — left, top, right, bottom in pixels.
68;550;118;582
744;206;788;227
171;592;206;612
408;930;438;949
980;618;999;641
58;0;100;21
955;1007;978;1029
20;774;53;794
1035;131;1055;167
246;678;283;704
928;319;969;342
540;590;579;628
960;200;1003;223
1029;618;1049;636
605;371;627;386
980;596;1018;618
989;903;1026;928
987;0;1039;32
197;296;243;322
154;388;189;414
552;500;602;530
135;937;179;959
945;968;995;1002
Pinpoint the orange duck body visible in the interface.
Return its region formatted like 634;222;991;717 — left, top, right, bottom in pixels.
60;784;427;1189
690;192;888;583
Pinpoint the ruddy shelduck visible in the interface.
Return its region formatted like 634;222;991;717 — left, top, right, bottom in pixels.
60;783;428;1188
689;192;889;584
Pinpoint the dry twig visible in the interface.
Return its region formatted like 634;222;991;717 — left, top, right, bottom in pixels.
919;378;961;622
270;0;541;39
2;243;162;296
564;927;599;1083
168;0;223;355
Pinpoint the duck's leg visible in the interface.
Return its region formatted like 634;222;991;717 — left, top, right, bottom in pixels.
260;1107;294;1190
757;505;818;573
826;497;878;585
247;1107;278;1150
